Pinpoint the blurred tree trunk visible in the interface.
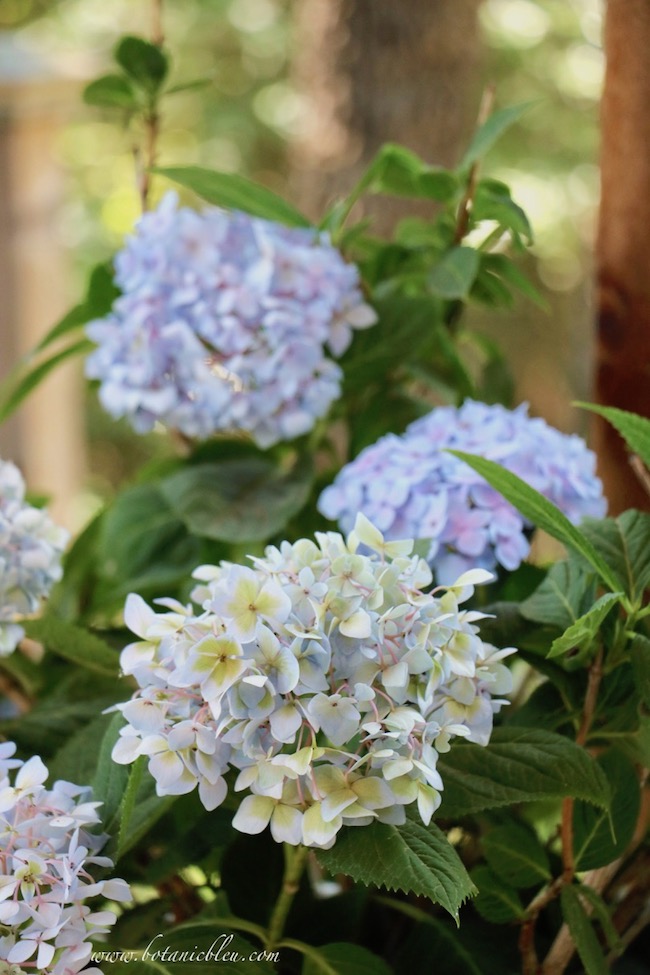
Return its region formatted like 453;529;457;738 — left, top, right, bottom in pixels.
594;0;650;513
290;0;483;234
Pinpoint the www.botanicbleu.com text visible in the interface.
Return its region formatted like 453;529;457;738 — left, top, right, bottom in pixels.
91;933;280;965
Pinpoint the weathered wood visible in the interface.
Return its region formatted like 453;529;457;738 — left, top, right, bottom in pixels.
290;0;482;233
595;0;650;513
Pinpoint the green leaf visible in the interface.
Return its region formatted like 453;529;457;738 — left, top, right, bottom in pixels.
482;823;550;887
472;183;533;243
152;166;311;227
437;728;610;817
166;78;212;95
470;865;524;923
302;943;393;975
317;819;475;921
461;102;535;169
83;73;138;109
547;592;622;660
560;886;609;975
0;339;93;424
577;402;650;470
363;144;459;203
118;756;145;856
92;713;130;834
573;751;641;870
159;455;313;543
22;616;120;677
36;262;118;354
576;886;623;951
114;35;169;93
428;247;480;300
47;713;114;783
520;560;595;629
579;511;650;604
447;451;624;595
480;254;546;308
125;928;274;974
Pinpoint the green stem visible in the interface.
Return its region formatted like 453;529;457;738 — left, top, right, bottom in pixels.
266;844;309;949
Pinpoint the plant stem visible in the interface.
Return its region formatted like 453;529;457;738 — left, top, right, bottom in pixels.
453;83;495;245
266;844;309;949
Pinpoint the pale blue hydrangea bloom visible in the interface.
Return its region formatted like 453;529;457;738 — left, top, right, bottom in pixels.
318;401;607;585
112;515;515;850
0;460;69;656
85;193;376;447
0;743;131;974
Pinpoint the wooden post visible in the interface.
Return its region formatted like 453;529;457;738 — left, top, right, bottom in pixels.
290;0;483;233
0;34;86;527
594;0;650;513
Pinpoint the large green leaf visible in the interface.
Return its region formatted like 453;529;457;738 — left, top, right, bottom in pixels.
114;35;169;93
317;819;475;921
547;592;622;660
579;511;650;604
520;560;595;629
482;823;550;888
22;616;120;677
159;455;313;543
631;634;650;707
0;339;93;424
577;402;650;471
153;166;311;227
573;751;641;870
560;886;609;975
460;102;534;169
470;865;524;923
92;713;130;834
437;728;610;817
302;943;393;975
428;247;480;300
448;451;623;595
362;143;459;203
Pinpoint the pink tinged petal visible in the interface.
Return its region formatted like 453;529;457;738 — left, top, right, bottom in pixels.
232;794;275;834
270;804;303;845
198;776;228;812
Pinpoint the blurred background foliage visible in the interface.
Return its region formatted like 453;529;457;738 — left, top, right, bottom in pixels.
1;0;603;501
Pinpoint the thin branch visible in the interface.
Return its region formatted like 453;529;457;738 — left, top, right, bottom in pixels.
630;453;650;500
453;83;496;244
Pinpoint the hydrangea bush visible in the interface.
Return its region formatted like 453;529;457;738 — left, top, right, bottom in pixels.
0;21;648;975
319;400;607;583
112;515;514;848
0;460;68;656
85;193;376;447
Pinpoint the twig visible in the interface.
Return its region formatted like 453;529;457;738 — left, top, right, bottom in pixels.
519;648;606;974
137;0;164;211
453;83;496;244
152;0;164;46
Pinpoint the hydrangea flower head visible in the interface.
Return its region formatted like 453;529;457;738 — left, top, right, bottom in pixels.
85;193;376;447
112;514;515;850
318;401;607;584
0;460;69;656
0;742;131;974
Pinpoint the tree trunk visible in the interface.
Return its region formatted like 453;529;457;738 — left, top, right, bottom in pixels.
290;0;483;233
594;0;650;513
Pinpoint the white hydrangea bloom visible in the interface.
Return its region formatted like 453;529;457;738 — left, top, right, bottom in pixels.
112;515;515;849
0;743;131;974
0;460;69;656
